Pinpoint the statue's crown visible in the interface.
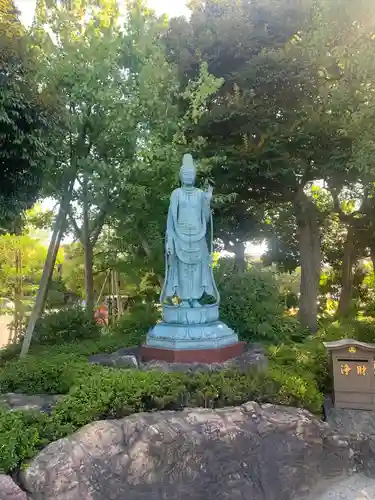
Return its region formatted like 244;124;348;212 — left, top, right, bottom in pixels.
180;153;195;173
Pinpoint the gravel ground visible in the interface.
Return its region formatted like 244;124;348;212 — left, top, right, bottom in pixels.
308;475;375;499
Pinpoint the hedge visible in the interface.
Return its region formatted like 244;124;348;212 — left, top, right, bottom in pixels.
0;362;323;474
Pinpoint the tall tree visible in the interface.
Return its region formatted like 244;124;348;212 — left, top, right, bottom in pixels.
20;0;223;355
165;0;375;331
0;0;52;232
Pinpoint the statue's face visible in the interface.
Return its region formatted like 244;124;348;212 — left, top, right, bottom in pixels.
181;168;196;186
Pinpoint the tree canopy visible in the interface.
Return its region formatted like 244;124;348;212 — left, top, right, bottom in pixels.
2;0;375;350
0;0;54;232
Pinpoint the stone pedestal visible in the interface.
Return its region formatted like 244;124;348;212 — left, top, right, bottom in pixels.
141;341;246;364
141;303;245;364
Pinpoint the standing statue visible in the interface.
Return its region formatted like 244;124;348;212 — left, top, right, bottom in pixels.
144;153;241;360
160;153;219;307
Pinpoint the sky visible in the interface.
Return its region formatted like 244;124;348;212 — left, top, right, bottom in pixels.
14;0;190;26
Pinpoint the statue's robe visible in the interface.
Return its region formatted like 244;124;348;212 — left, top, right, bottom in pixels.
161;187;217;302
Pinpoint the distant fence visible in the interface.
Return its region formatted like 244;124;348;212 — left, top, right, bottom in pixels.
0;314;13;347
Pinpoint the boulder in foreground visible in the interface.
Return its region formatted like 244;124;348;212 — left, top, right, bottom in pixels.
21;402;357;500
0;474;27;500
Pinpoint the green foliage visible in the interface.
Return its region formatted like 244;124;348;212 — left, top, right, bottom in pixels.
269;316;375;398
0;0;53;231
0;306;157;367
268;340;330;394
0;340;22;363
110;303;160;346
0;409;52;473
0;354;90;394
33;307;101;345
0;231;63;304
52;367;323;430
0;359;323;473
215;259;304;342
0;293;325;475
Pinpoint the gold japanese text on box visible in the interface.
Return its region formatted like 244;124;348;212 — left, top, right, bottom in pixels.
340;363;367;376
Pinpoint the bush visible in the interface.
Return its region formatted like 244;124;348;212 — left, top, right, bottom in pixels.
0;341;22;364
267;316;375;396
0;328;143;394
0;354;92;394
347;317;375;343
110;303;160;345
268;340;330;394
0;361;323;474
0;409;52;473
0;311;149;366
52;366;323;429
33;307;101;345
215;260;303;343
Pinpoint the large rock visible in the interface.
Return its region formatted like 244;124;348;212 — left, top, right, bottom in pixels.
0;393;62;414
20;403;358;500
307;474;375;499
0;474;27;500
88;348;139;369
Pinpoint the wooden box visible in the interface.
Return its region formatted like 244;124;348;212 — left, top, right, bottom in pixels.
324;338;375;410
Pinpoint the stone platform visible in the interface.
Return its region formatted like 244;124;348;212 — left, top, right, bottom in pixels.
143;309;244;363
141;340;246;364
146;319;239;349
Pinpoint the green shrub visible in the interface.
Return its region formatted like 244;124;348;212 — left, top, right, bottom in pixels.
52;369;188;428
268;340;330;393
0;327;147;393
215;260;303;343
0;361;323;474
110;303;160;345
347;317;375;343
0;409;50;473
0;355;92;394
0;341;22;364
33;307;101;345
265;366;323;410
52;366;323;430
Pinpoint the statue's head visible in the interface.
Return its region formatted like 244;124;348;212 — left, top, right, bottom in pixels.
180;153;196;187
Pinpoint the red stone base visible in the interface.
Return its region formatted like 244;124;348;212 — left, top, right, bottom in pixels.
141;341;246;364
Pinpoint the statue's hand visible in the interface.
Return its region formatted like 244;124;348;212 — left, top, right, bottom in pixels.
166;240;174;256
206;185;213;201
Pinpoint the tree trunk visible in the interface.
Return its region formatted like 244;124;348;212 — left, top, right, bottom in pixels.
233;241;246;270
20;184;72;358
141;237;163;287
82;175;94;313
84;239;94;312
13;248;22;342
115;270;123;317
336;225;356;318
296;195;321;332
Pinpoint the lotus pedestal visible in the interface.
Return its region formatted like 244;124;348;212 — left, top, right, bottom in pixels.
141;304;245;364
